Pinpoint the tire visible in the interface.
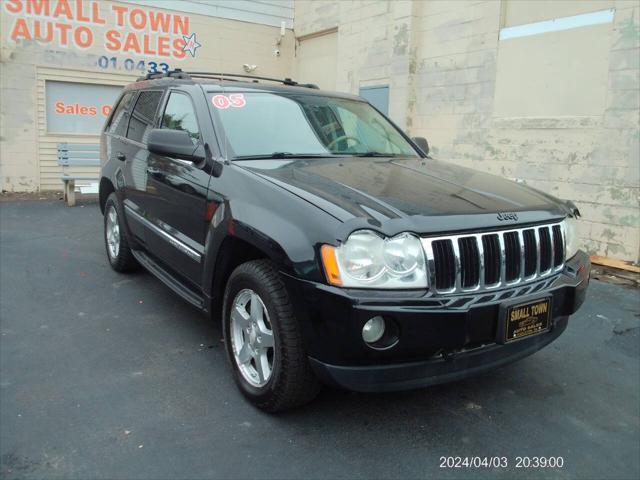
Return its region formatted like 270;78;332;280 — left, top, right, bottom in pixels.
103;192;139;272
222;259;321;412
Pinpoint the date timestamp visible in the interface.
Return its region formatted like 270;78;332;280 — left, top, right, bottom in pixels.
439;456;564;469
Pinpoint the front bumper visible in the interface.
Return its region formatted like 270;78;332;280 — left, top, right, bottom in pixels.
282;251;590;392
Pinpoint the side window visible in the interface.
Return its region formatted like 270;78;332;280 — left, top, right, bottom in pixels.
161;92;200;144
126;90;163;144
106;92;134;137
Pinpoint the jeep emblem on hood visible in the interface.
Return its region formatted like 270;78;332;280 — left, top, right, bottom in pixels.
497;212;518;221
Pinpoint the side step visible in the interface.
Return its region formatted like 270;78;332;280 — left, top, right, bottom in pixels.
131;249;205;310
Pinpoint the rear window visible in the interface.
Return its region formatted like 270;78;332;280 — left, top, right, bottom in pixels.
126;91;163;144
106;92;135;136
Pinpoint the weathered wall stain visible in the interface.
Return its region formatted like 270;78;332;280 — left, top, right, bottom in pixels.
393;23;409;56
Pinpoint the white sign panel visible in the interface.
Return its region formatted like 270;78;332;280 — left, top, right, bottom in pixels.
46;81;122;134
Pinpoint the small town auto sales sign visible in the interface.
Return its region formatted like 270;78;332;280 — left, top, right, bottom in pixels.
3;0;202;59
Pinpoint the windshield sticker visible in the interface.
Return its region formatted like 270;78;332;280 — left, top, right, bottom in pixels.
212;94;246;109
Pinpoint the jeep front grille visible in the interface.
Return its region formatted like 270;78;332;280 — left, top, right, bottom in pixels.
421;222;565;294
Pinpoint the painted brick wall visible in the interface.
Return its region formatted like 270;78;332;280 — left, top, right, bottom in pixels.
294;0;639;263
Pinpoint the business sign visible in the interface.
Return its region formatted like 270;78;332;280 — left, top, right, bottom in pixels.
3;0;201;65
46;81;121;134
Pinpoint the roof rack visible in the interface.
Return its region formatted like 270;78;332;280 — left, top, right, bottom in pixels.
136;69;319;89
136;69;191;81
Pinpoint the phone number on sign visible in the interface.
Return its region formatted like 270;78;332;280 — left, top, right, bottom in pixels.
97;56;170;74
439;456;564;469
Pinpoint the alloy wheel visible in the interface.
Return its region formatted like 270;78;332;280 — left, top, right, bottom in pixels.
230;289;275;387
106;205;120;259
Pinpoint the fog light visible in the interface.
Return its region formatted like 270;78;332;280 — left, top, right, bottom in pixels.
362;316;385;344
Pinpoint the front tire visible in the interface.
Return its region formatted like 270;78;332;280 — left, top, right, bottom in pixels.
223;260;320;412
104;193;139;272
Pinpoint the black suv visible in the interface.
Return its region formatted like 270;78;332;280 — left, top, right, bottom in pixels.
99;70;590;412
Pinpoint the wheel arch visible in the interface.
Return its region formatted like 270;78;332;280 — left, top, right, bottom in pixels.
99;177;115;214
208;234;274;318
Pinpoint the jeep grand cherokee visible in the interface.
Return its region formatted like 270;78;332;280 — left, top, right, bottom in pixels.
99;69;590;412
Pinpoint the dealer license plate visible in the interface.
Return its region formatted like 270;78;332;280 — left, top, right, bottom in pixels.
505;298;551;342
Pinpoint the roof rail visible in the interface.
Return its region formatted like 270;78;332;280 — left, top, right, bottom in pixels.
136;69;319;89
136;68;191;82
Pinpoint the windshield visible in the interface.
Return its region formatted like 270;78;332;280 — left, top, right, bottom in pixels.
207;91;419;158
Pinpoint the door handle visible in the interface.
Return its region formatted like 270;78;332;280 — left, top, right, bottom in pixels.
116;152;126;161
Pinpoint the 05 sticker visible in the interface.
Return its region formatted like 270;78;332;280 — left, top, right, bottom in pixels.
211;94;246;109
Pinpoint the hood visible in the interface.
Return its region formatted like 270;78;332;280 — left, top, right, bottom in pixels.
236;157;570;236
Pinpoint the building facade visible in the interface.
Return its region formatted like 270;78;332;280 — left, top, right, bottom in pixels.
1;0;638;263
0;0;294;191
294;0;639;263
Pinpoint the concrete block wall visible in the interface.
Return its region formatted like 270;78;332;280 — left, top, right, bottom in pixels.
0;52;39;191
294;0;639;263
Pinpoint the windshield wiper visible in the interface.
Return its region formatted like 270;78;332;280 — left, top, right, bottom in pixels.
233;152;410;160
349;152;406;157
233;152;344;160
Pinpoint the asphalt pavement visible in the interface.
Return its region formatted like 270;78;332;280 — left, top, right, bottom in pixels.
1;199;638;480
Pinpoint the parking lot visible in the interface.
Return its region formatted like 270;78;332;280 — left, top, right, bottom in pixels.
1;198;638;480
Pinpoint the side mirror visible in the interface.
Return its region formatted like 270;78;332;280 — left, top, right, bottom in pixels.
412;136;429;156
148;129;204;162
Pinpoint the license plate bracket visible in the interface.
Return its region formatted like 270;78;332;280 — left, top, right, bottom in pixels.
501;297;552;343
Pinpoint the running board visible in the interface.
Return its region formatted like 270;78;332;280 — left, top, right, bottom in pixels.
131;249;204;310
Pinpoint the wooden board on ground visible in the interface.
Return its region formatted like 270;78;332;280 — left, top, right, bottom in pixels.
590;256;640;274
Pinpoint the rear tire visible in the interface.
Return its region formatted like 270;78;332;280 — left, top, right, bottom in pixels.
223;259;321;412
104;193;139;273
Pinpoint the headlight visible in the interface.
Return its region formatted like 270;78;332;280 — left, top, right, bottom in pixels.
564;216;580;260
340;230;386;281
321;230;428;288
